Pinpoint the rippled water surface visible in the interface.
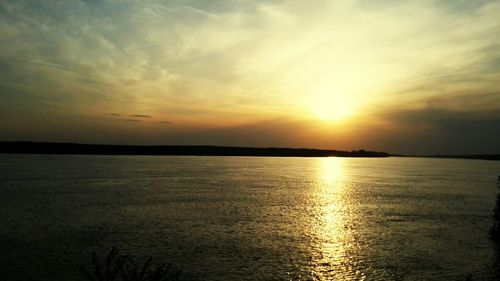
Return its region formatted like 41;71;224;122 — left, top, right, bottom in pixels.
0;154;499;280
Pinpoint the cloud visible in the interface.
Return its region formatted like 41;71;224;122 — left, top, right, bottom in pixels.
391;107;499;132
122;119;141;122
2;0;500;112
370;106;500;154
130;114;152;118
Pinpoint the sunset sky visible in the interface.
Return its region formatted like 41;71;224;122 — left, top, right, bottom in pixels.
1;0;499;154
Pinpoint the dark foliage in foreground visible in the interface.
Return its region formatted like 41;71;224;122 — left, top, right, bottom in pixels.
468;176;500;281
82;247;182;281
491;176;500;241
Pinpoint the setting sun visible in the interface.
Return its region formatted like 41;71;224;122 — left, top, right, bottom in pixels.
311;94;355;121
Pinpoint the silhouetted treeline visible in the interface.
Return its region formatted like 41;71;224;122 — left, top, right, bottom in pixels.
0;141;390;158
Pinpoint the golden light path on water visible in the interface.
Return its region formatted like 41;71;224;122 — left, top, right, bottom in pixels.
310;157;365;280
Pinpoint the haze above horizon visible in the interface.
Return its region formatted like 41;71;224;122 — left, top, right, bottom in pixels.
1;0;499;155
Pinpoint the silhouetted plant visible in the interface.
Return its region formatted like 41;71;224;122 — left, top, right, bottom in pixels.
490;176;500;240
82;247;182;281
474;176;500;281
82;247;127;281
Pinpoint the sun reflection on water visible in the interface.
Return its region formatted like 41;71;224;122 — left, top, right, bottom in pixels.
310;157;365;280
320;157;344;185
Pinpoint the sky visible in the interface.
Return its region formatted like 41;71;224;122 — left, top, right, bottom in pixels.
1;0;499;154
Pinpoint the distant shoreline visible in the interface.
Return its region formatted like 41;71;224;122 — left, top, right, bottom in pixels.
2;141;498;160
402;154;500;161
0;141;389;158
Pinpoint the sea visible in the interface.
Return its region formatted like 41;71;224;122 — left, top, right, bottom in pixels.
0;154;499;280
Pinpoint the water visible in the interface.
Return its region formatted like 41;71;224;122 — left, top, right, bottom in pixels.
0;154;499;280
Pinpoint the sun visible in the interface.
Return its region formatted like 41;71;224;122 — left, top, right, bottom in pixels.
311;94;355;121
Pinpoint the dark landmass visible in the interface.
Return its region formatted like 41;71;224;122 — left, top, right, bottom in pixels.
0;141;390;157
